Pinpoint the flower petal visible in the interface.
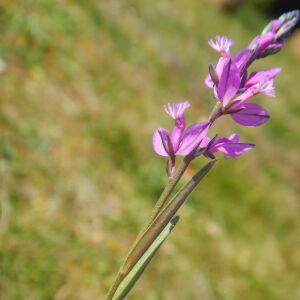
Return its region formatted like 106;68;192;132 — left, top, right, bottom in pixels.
257;78;276;97
208;134;254;159
170;116;186;152
245;68;281;88
260;40;284;58
208;35;235;55
248;32;275;55
199;135;211;148
217;58;241;106
207;134;254;159
205;57;227;89
227;133;240;143
152;128;170;156
231;103;270;126
233;49;253;72
217;142;255;159
205;74;214;88
230;89;255;109
177;122;209;156
276;10;300;39
163;101;190;119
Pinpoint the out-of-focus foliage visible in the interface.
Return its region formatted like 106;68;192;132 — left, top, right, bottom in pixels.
0;1;300;299
243;0;276;10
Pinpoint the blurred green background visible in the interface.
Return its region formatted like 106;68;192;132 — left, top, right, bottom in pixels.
1;0;300;299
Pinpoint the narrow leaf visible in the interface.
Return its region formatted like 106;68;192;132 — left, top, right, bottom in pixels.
112;216;180;300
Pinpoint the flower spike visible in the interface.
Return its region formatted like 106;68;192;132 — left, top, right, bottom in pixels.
109;11;298;300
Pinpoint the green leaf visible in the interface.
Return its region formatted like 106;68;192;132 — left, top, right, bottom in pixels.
112;216;179;300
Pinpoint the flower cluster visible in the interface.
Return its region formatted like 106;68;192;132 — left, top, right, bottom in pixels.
153;10;299;177
152;101;254;176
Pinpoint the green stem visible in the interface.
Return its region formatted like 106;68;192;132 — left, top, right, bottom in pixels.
113;216;180;300
142;155;194;231
106;156;193;300
122;159;216;273
106;159;216;300
208;102;222;123
125;155;194;263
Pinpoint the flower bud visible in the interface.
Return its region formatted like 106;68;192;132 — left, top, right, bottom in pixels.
276;10;300;40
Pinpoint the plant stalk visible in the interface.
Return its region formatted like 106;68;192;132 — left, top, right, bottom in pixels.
106;159;216;299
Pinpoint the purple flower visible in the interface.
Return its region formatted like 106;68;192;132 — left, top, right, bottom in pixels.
210;62;279;111
206;39;282;108
205;39;253;90
206;36;237;89
206;48;281;116
153;101;209;176
201;134;255;159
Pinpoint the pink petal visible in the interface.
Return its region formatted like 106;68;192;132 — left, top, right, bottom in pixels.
205;57;228;89
163;101;190;119
170;116;186;152
215;57;228;82
233;49;253;72
177;122;209;156
245;68;281;88
271;20;282;33
227;133;240;143
152;128;170;157
217;142;255;159
248;32;275;55
257;78;276;97
231;103;270;126
199;135;211;148
208;135;239;153
205;74;214;88
208;134;254;159
261;40;284;57
208;35;235;55
217;58;241;106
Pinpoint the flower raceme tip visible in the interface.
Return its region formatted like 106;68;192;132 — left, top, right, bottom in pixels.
204;11;299;114
203;13;296;129
108;11;299;300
